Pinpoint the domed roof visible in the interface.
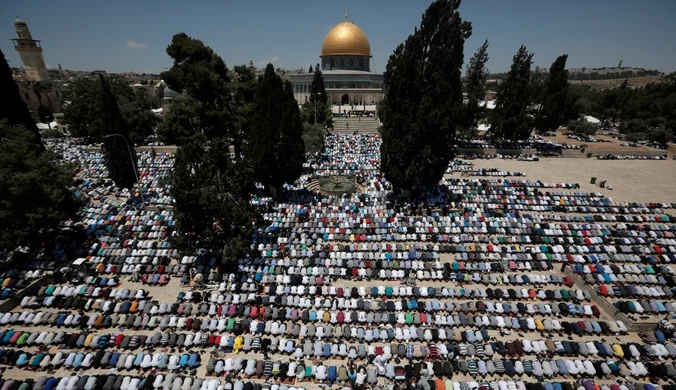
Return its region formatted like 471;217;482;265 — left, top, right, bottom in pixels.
163;87;179;98
321;21;371;57
14;17;27;27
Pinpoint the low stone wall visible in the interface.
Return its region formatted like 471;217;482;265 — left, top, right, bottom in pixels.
84;146;178;153
559;149;587;158
0;276;53;313
563;267;657;332
457;148;538;155
590;149;667;158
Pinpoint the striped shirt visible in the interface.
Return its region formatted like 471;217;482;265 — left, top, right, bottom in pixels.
468;360;478;375
263;360;273;377
494;360;505;373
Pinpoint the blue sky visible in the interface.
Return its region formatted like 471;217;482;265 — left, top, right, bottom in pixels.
1;0;675;75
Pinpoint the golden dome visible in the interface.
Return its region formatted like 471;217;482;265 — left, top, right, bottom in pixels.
321;21;371;57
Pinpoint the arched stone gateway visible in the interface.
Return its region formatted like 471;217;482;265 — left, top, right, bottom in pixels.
341;94;350;105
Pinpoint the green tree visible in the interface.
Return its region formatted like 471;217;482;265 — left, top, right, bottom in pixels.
566;118;597;137
380;0;471;190
0;124;81;255
231;65;258;145
490;46;534;140
604;107;619;127
304;68;330;126
309;65;313;73
161;34;259;263
529;66;548;123
461;40;489;134
625;132;646;143
247;64;305;191
156;101;203;146
171;139;257;263
0;48;39;143
99;74;139;190
161;33;243;155
536;54;571;133
648;128;672;146
63;76;156;143
619;118;649;134
302;123;326;154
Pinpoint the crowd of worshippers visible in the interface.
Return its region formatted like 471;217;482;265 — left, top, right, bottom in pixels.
2;377;675;390
0;138;672;390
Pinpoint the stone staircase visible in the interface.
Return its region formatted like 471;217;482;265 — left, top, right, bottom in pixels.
331;116;381;134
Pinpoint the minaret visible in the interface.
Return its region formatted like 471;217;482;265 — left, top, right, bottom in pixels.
11;16;51;82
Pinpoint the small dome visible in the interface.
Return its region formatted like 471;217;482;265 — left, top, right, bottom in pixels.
163;87;179;98
321;21;371;57
14;17;27;27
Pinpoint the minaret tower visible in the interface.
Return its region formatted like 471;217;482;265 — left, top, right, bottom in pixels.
11;16;51;82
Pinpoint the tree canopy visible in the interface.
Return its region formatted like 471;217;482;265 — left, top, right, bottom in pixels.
489;46;534;140
0;50;80;255
301;69;331;127
160;33;262;263
380;0;471;190
0;124;81;255
572;76;675;127
302;123;326;155
566;118;598;137
535;54;574;133
156;101;203;146
0;48;40;144
62;76;157;144
159;33;242;153
460;40;489;136
170;139;257;263
98;75;140;190
247;64;305;190
158;33;260;157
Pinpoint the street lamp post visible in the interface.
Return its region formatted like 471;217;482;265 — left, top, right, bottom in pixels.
103;133;145;203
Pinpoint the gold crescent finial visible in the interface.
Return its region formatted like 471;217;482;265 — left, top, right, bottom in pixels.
345;8;348;21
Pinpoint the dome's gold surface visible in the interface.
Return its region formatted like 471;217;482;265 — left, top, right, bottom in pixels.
321;21;371;57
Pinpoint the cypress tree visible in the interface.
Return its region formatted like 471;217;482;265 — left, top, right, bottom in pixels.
305;68;330;125
536;54;571;133
99;74;139;190
462;40;490;134
248;64;281;187
490;45;534;140
0;50;79;254
277;80;306;185
309;69;328;105
0;48;40;144
248;64;306;191
380;0;471;190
